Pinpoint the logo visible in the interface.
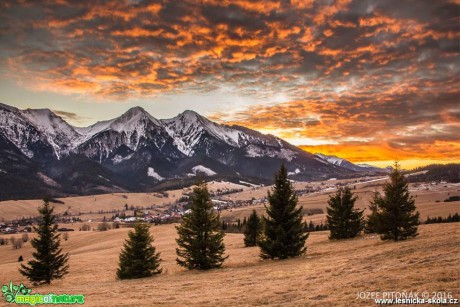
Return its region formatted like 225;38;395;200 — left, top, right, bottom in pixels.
1;281;84;305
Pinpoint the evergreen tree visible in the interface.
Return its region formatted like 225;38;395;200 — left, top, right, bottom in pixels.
365;192;383;233
376;162;420;241
243;210;262;247
19;200;69;285
176;182;228;270
258;165;309;259
308;221;315;232
117;222;162;279
326;187;364;239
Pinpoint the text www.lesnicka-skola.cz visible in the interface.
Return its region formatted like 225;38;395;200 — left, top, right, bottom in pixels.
357;291;459;305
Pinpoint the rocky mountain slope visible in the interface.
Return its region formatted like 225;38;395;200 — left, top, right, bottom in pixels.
0;102;385;200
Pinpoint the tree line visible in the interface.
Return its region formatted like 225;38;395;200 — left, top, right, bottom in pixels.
19;162;453;284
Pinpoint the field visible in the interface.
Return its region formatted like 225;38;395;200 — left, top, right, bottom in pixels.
0;223;459;306
220;180;460;225
0;180;251;222
0;178;459;306
1;179;459;224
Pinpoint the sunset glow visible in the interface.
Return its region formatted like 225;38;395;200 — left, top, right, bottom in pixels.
0;0;458;168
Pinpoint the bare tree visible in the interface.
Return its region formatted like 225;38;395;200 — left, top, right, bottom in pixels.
62;232;69;241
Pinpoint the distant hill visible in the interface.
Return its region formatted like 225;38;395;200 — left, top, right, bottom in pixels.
407;164;460;183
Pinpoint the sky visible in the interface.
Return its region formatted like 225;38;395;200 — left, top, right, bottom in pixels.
0;0;459;169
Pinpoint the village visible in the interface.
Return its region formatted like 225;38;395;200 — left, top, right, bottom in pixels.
0;176;387;233
2;175;455;235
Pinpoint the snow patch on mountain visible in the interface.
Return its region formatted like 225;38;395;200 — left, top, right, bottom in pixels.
147;167;164;181
315;153;344;166
112;153;134;164
279;148;296;161
246;145;296;161
98;175;110;182
191;165;217;176
315;157;328;164
37;172;60;187
288;168;301;176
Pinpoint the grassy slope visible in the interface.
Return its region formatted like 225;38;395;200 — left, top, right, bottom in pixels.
0;223;458;306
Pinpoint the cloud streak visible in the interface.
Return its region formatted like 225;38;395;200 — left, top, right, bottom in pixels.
52;110;88;124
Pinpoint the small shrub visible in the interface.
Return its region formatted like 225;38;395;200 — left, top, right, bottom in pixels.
62;232;69;241
14;240;23;249
98;222;111;231
22;233;29;242
81;224;91;231
444;196;460;202
18;255;23;262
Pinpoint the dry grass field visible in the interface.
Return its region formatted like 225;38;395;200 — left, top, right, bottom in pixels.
0;180;250;221
220;182;460;225
0;178;458;305
0;223;459;306
1;179;458;224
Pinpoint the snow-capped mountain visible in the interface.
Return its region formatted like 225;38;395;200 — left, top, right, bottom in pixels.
0;102;381;200
21;108;81;158
162;110;244;156
76;106;183;164
0;103;56;161
315;153;389;173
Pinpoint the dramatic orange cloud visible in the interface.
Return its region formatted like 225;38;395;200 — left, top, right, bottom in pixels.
0;0;458;166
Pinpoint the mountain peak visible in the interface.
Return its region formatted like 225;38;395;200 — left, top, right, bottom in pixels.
178;109;204;122
116;106;160;126
181;109;200;116
126;106;146;114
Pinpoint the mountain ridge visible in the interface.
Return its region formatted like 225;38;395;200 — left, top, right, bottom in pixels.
0;102;387;200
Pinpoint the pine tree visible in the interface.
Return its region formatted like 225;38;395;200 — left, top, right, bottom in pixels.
326;187;364;239
176;182;228;270
19;200;69;285
365;192;383;233
243;210;262;247
117;223;162;279
258;165;309;259
376;162;420;241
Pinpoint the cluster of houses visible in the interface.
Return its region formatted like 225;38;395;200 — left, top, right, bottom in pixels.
0;221;33;234
113;210;184;224
110;195;270;224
